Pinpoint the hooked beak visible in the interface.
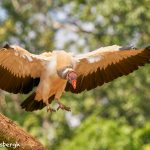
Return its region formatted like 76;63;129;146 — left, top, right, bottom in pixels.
71;80;76;89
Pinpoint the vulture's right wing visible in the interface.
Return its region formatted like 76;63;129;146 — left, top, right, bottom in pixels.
65;45;150;93
0;44;50;94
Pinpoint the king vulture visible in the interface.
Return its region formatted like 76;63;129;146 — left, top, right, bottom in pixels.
0;44;150;112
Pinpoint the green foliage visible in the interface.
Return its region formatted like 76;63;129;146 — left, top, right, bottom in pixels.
56;115;150;150
0;0;150;149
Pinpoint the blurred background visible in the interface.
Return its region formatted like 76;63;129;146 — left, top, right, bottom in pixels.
0;0;150;149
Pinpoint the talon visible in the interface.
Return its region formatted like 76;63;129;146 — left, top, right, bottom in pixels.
47;106;56;112
56;102;71;111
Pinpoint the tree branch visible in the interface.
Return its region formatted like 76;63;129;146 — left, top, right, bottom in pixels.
0;113;46;150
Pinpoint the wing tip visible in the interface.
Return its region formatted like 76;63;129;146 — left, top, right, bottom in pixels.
117;45;150;51
3;42;11;49
119;45;137;51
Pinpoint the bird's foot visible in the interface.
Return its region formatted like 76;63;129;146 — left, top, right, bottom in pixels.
56;101;71;111
47;106;56;113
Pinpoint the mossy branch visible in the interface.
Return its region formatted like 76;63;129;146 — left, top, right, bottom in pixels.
0;113;46;150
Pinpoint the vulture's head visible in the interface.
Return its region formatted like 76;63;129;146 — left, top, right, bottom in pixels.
58;67;77;89
66;71;77;89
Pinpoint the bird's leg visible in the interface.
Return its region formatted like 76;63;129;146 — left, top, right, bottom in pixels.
45;100;56;112
38;78;56;113
56;99;71;111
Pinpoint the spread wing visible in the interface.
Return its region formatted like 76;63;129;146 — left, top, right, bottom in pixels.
0;44;49;94
65;45;150;93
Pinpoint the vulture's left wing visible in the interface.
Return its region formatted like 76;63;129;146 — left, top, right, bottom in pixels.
0;44;48;94
65;45;150;93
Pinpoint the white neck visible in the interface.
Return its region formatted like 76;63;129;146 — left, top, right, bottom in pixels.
57;67;73;79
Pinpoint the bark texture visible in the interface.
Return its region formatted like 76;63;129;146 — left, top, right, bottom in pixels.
0;113;46;150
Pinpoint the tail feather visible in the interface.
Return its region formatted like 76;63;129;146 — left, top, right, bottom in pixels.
21;92;55;111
